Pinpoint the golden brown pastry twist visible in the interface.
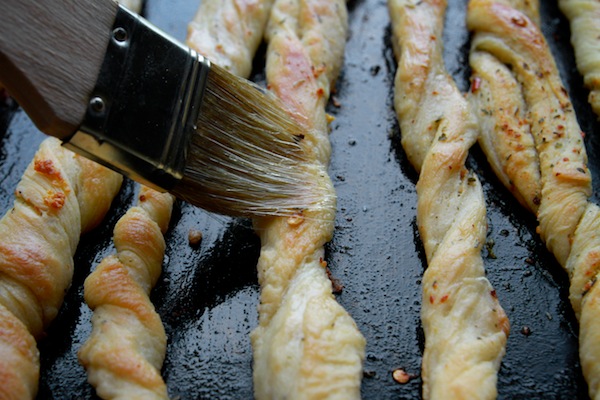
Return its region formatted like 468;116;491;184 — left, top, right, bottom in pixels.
559;0;600;119
187;0;275;78
467;0;600;397
388;0;510;398
78;186;174;399
249;1;366;399
0;137;122;399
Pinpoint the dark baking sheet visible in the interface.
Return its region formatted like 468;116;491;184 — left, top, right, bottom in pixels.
0;0;597;398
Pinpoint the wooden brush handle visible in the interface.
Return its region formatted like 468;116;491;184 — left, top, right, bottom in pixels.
0;0;118;139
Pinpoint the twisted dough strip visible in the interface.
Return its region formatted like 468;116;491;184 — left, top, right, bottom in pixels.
78;186;174;399
187;0;275;78
467;0;600;397
249;1;366;399
388;0;509;398
0;137;122;399
559;0;600;119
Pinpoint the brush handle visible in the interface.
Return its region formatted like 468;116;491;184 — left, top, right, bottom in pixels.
0;0;118;139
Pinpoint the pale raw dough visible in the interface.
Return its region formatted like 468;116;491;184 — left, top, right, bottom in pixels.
388;0;509;398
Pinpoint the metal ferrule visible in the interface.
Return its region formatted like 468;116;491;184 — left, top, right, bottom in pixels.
64;4;210;191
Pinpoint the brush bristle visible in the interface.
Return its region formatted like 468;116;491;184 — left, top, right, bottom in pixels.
171;63;331;218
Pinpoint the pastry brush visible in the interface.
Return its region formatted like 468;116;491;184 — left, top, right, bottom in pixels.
0;0;320;217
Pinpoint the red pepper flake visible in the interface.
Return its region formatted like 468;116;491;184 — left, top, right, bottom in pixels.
583;278;596;296
430;35;437;41
311;65;326;78
429;295;435;304
316;87;325;97
326;268;344;294
44;191;66;210
319;257;328;268
471;77;481;93
34;159;61;179
511;16;527;27
440;294;449;303
490;290;497;299
139;194;147;202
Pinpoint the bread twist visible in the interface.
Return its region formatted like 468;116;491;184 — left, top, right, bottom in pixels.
248;1;366;399
558;0;600;119
467;0;600;397
78;186;174;399
0;137;122;399
187;0;275;78
388;0;510;398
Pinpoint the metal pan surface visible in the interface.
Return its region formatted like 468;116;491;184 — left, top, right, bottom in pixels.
0;0;597;398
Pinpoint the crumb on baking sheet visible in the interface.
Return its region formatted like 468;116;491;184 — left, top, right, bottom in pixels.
188;229;203;247
392;368;415;384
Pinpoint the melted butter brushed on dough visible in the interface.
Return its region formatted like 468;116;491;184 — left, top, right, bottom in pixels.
187;1;364;397
251;1;366;399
